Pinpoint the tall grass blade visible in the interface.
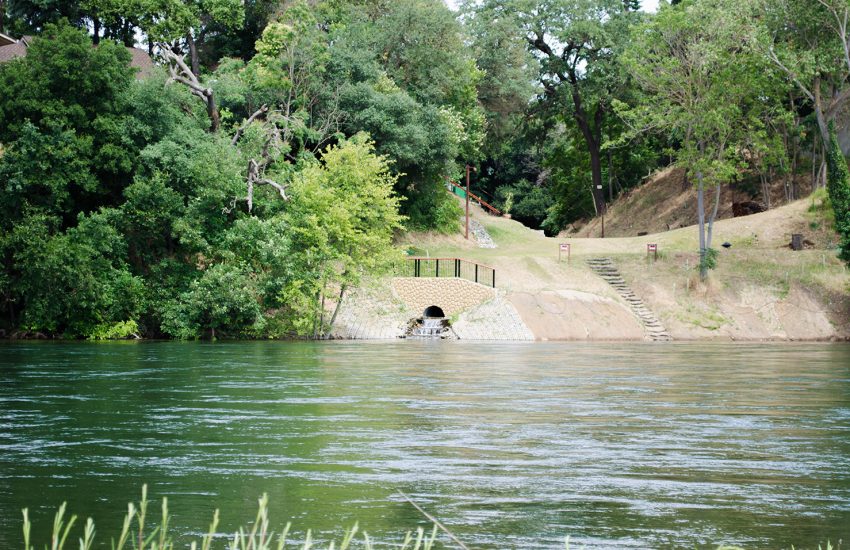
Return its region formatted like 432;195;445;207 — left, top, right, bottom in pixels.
114;503;135;550
22;508;32;550
158;497;169;550
136;485;149;550
275;522;291;550
51;502;78;550
422;525;438;550
339;523;357;550
79;517;95;550
201;509;219;550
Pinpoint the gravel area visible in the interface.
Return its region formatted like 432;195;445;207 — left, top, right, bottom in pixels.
451;293;535;340
470;219;497;248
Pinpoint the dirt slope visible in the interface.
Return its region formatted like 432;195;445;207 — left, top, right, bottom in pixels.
399;194;850;341
571;167;816;238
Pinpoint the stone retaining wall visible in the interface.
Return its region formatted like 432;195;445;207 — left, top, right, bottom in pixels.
391;277;496;317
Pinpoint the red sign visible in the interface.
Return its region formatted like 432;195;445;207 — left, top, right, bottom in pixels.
560;243;570;251
647;243;657;251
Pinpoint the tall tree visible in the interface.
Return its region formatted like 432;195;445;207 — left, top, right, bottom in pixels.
621;0;782;279
826;121;850;265
755;0;850;145
485;0;640;216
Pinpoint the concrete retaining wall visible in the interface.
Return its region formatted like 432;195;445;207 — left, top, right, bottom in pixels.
391;277;496;317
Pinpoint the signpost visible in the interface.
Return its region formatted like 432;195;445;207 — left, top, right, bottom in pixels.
559;242;570;262
647;243;658;260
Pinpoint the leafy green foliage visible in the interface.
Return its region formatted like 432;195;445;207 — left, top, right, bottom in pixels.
620;0;788;278
5;0;844;339
826;123;850;264
0;21;412;339
87;320;139;340
274;135;405;337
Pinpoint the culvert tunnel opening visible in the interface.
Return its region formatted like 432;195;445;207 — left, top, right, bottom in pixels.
423;305;445;319
403;305;456;339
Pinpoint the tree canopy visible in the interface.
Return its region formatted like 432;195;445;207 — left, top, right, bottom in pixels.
1;0;849;339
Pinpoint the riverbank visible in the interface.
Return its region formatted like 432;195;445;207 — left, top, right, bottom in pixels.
356;194;850;342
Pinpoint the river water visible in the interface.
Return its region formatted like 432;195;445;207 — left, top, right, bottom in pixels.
0;341;848;549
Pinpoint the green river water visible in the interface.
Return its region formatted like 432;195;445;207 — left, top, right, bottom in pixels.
0;341;848;549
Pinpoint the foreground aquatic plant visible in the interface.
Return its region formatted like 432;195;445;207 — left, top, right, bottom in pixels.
21;485;444;550
20;486;841;550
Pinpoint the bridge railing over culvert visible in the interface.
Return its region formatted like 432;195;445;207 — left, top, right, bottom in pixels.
395;257;496;288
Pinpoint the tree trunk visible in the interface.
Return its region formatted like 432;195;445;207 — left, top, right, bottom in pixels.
707;182;720;251
186;33;200;77
761;173;771;210
317;290;326;339
815;102;830;146
0;0;5;33
326;283;348;339
587;144;606;216
92;17;101;44
206;94;220;133
568;86;606;215
813;136;819;192
697;170;707;281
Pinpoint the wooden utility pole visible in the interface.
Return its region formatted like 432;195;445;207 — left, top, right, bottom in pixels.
465;164;473;240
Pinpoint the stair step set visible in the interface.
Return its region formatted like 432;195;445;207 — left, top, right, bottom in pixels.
587;258;672;342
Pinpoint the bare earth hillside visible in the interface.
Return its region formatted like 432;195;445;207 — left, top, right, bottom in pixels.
391;192;850;341
571;167;817;238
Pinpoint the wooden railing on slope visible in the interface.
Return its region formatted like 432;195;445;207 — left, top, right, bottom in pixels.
445;180;502;216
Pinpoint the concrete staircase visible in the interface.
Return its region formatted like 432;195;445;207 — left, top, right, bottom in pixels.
586;258;672;342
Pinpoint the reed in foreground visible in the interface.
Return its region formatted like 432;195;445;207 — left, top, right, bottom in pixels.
22;485;445;550
19;486;841;550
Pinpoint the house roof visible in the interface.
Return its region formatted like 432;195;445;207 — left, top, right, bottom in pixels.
0;36;155;79
0;42;27;63
127;47;154;77
0;32;16;47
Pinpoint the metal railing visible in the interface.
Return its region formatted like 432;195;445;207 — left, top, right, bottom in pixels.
445;180;503;216
396;257;496;288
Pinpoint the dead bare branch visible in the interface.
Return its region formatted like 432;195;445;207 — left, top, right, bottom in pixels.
157;43;220;132
231;104;269;146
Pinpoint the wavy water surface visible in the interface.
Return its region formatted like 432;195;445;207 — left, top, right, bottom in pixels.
0;341;848;548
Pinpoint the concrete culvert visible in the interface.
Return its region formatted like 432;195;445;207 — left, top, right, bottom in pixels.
423;306;445;318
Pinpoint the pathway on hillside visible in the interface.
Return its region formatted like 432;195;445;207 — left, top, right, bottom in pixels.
586;258;672;341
